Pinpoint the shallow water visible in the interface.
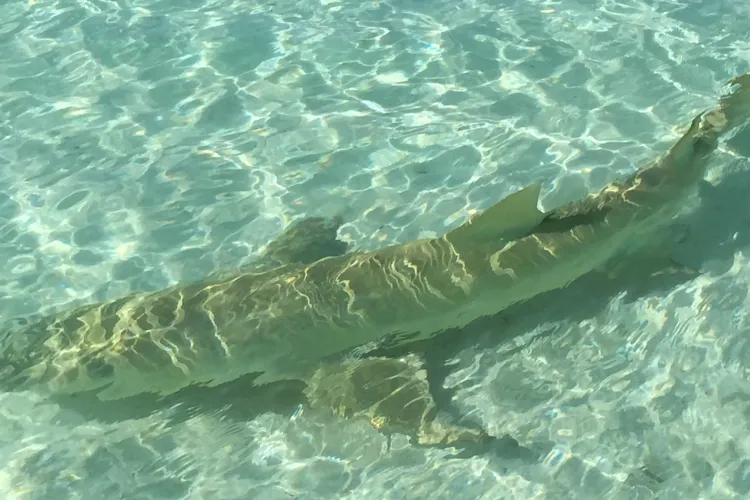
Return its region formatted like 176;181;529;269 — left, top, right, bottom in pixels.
1;0;750;498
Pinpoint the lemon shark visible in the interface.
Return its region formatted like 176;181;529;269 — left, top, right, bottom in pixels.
1;72;749;447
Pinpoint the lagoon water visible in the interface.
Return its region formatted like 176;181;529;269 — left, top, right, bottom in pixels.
1;0;750;498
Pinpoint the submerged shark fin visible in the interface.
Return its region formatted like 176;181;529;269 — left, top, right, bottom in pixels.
447;183;546;244
305;354;491;449
262;216;349;266
226;216;349;279
597;247;699;281
595;219;700;284
534;195;612;234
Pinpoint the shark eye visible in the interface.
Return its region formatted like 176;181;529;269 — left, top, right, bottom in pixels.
85;358;115;380
1;315;44;350
4;315;43;333
0;323;25;356
2;317;29;336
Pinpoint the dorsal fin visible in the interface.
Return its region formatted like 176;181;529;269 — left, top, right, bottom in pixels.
447;183;546;244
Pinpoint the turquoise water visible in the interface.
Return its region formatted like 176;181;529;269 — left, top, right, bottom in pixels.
1;0;750;497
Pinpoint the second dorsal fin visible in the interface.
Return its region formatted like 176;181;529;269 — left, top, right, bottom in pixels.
447;183;546;244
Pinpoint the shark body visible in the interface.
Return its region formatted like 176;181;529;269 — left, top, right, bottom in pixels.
1;73;749;445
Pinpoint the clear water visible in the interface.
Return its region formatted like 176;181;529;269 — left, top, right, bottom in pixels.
1;0;750;498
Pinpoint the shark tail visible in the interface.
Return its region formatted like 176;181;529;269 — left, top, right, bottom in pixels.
643;71;750;188
714;72;750;133
691;72;750;153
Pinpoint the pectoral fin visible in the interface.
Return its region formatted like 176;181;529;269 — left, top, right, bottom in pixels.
304;354;490;448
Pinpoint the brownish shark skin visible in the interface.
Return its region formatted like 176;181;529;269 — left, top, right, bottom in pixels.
1;72;749;404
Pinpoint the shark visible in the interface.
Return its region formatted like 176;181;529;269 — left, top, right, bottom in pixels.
1;71;749;447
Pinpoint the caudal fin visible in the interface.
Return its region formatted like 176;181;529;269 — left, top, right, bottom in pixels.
699;71;750;140
646;71;750;187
